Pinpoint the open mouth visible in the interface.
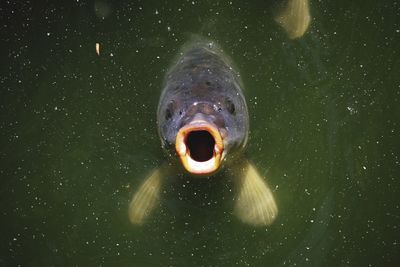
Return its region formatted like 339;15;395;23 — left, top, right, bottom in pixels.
175;121;224;175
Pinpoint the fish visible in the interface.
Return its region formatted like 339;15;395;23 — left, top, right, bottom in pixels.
128;39;278;226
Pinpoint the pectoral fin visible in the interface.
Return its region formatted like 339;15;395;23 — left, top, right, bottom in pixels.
128;166;165;225
275;0;311;39
232;161;278;226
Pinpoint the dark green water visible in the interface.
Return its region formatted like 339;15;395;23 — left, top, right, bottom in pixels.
1;0;399;266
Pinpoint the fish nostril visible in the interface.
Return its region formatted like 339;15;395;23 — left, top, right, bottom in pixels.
186;130;215;162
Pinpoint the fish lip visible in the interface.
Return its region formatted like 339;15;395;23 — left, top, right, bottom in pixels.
175;120;224;175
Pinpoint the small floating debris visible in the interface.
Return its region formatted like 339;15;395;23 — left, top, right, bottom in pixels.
96;42;100;55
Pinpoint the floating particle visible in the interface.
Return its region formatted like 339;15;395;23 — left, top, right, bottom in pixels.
96;42;100;55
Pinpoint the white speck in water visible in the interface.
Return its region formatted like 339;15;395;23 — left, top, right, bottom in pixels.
347;106;357;115
305;189;311;195
363;166;367;170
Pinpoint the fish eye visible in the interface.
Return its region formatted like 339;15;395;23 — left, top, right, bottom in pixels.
165;101;175;120
226;99;235;114
165;108;173;120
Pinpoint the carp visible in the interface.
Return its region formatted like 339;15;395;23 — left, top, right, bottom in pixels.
128;40;278;226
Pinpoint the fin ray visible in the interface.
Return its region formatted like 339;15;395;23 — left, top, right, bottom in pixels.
233;162;278;226
128;168;163;225
275;0;311;39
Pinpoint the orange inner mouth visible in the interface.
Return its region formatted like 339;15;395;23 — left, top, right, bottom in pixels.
175;122;224;175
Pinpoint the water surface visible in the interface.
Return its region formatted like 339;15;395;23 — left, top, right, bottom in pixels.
1;0;399;265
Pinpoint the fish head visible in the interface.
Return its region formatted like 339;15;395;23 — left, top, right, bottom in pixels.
158;89;249;175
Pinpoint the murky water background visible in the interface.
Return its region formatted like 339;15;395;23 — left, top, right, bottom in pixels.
1;0;399;265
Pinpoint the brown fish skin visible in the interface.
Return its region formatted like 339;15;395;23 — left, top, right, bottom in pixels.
157;41;249;175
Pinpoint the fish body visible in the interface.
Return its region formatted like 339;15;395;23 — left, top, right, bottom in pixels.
157;42;248;175
129;39;278;226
